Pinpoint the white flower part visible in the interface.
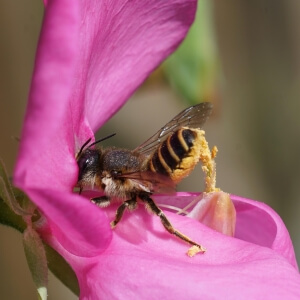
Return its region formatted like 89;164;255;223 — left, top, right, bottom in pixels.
37;286;48;300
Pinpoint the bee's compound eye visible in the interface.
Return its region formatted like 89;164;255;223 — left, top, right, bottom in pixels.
78;156;89;171
77;149;100;182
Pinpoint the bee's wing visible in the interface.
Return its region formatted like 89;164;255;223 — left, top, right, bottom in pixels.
133;102;213;156
117;171;176;194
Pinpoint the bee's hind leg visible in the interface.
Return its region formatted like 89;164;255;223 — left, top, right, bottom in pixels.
91;196;111;208
139;192;204;250
111;196;137;228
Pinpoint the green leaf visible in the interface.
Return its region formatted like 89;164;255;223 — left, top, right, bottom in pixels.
23;226;48;300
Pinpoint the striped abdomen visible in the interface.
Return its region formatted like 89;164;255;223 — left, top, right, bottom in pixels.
148;127;202;183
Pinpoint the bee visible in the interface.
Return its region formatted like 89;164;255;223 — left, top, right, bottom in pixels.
76;102;213;252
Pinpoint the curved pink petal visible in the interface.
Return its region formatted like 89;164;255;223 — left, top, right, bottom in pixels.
14;0;197;255
14;1;299;298
30;188;112;257
232;195;298;270
14;0;87;192
15;0;196;190
77;0;197;131
155;192;298;268
13;0;95;256
43;195;300;299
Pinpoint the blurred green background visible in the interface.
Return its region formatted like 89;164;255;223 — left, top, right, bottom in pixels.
1;0;299;299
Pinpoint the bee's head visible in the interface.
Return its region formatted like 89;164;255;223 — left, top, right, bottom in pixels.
76;148;101;182
76;134;116;184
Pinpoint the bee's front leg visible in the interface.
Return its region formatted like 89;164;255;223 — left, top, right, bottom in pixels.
91;196;111;208
111;196;137;228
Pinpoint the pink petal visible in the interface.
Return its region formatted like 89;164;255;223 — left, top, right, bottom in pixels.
15;0;196;190
15;1;298;297
76;0;197;131
232;195;299;270
14;0;198;262
45;197;300;299
14;0;89;192
156;192;298;268
31;188;112;256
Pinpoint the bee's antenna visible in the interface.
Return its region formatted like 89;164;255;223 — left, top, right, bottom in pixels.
77;138;92;157
77;134;116;158
88;133;116;148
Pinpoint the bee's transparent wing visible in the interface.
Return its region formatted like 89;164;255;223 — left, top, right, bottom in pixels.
134;102;213;156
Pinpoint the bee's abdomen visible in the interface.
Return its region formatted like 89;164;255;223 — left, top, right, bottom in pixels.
149;128;201;183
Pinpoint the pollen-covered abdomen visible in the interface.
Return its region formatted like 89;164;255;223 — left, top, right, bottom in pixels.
148;127;202;184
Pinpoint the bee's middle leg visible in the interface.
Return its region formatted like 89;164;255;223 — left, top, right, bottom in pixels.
111;196;137;228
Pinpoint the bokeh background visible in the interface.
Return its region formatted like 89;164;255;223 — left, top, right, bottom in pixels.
1;0;299;299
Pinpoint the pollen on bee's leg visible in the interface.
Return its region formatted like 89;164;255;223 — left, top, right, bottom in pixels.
211;145;218;159
197;130;219;193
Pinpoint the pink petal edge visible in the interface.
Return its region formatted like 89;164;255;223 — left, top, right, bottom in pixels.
31;188;112;257
154;192;298;269
44;193;300;300
232;194;298;270
14;0;85;192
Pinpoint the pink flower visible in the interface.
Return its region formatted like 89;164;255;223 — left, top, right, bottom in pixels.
14;0;300;299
